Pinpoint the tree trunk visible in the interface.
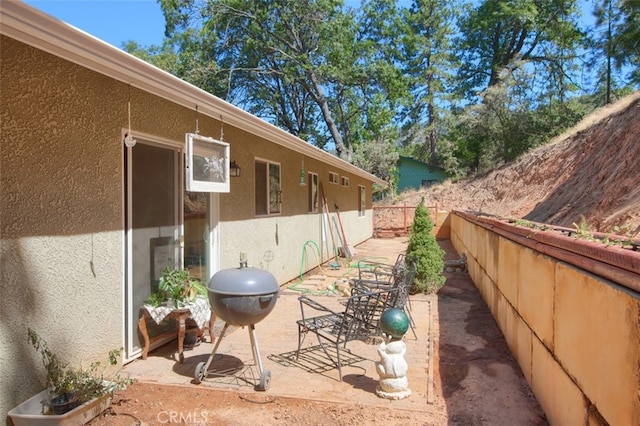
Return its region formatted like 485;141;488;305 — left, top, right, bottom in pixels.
307;69;346;158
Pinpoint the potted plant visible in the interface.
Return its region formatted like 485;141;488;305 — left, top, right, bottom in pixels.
8;329;134;425
148;267;207;308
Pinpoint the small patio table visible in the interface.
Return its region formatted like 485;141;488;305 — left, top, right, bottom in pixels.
138;296;215;363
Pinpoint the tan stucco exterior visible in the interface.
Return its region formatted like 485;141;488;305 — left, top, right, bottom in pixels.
1;35;128;419
217;129;375;271
0;3;384;419
450;212;640;426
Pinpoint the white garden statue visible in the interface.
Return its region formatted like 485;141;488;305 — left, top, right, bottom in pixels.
375;308;412;400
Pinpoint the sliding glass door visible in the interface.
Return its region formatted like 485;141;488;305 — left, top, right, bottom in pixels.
123;136;221;361
124;139;181;360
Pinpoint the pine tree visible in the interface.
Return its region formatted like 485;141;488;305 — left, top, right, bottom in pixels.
406;198;446;293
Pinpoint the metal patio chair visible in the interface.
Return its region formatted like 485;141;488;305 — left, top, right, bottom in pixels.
350;261;418;339
354;253;406;284
295;287;398;381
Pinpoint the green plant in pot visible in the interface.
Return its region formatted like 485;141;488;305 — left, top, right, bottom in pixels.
27;328;133;415
148;267;207;308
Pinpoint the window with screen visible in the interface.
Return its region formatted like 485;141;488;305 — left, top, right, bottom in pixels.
255;159;281;215
329;171;339;184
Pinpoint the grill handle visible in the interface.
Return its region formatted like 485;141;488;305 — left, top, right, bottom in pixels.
259;294;275;304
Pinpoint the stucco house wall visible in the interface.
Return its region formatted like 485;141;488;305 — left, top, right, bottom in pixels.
217;131;374;273
1;34;128;422
0;2;384;420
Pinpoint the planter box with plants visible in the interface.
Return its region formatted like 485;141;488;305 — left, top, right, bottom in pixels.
8;329;133;426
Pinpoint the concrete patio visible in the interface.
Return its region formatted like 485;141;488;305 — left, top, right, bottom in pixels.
119;237;546;424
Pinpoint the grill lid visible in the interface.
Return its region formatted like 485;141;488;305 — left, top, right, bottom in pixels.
208;260;279;296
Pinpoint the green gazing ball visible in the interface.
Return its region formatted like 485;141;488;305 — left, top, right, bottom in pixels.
379;308;409;338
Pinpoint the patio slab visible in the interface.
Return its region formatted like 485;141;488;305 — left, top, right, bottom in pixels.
123;238;431;409
120;237;546;423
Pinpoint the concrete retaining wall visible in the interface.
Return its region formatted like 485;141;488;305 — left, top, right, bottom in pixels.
449;212;640;426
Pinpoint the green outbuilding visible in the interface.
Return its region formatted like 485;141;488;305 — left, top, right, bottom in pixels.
396;156;449;192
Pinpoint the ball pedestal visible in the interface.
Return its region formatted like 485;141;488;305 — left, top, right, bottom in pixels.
375;308;412;400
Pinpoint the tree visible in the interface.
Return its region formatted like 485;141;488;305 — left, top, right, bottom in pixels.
444;0;589;177
155;0;350;152
405;199;445;293
119;0;622;182
456;0;584;101
351;128;400;193
449;73;591;174
401;0;459;166
615;0;640;84
149;0;408;158
123;35;230;98
589;0;640;105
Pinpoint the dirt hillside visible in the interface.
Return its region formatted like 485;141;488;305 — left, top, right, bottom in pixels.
398;92;640;236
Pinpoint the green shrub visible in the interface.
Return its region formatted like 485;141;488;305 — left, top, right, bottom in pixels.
406;199;446;293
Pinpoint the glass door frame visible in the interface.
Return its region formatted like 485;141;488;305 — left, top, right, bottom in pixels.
123;135;183;362
123;132;221;363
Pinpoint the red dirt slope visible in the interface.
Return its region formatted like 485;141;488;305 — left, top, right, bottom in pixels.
403;92;640;236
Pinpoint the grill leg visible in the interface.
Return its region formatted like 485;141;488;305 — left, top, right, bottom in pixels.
204;322;230;371
248;324;263;374
249;324;272;391
195;322;231;384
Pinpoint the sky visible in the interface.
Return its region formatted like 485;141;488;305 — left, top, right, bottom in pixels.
23;0;597;52
23;0;167;49
22;0;411;50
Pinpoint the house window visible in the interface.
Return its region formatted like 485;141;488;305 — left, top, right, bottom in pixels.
358;185;365;217
341;176;350;187
308;172;319;213
329;172;339;184
255;159;281;215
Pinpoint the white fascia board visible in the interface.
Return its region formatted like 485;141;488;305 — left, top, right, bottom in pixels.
0;1;387;187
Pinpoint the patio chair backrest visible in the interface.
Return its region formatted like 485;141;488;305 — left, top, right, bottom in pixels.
335;288;398;343
356;253;407;283
391;261;416;310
